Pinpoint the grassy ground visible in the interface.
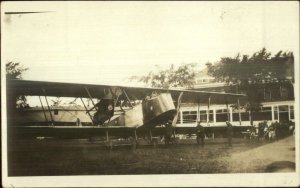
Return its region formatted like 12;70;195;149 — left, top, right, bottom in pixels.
223;136;295;173
7;136;295;176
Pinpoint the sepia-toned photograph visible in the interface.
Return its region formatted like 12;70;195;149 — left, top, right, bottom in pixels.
1;1;299;187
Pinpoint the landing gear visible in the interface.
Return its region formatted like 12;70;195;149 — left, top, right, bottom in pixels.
147;129;159;148
105;140;113;150
151;139;158;148
164;129;177;146
130;129;139;150
129;136;139;150
105;131;113;150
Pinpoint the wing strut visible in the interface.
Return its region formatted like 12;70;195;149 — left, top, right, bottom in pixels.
123;89;134;108
80;98;94;125
42;88;54;126
113;92;121;107
172;92;184;127
38;96;49;123
84;87;98;110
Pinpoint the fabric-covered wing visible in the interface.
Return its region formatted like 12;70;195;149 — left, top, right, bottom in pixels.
6;79;246;104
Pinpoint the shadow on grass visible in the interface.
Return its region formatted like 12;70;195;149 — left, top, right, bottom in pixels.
8;138;265;176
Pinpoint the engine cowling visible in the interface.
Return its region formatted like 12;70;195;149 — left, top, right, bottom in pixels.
142;93;176;127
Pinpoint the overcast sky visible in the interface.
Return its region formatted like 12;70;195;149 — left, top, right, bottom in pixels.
2;1;299;87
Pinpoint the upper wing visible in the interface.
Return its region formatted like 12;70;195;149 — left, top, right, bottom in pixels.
6;79;246;104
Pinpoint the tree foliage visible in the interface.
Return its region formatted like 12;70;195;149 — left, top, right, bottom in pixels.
206;48;294;85
206;48;294;113
6;61;29;109
130;63;197;89
6;61;28;80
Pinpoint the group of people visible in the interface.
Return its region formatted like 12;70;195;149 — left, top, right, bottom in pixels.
196;121;233;147
256;121;279;141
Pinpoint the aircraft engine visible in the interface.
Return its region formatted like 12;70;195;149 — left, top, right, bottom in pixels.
92;99;114;125
142;93;176;127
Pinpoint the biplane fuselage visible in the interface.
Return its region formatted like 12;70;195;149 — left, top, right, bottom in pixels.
106;93;176;128
6;79;247;146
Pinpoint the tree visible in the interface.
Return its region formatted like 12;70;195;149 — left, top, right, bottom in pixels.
130;63;197;89
206;48;294;124
6;61;29;109
6;61;28;80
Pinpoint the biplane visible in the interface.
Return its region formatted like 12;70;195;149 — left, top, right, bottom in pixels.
6;79;246;148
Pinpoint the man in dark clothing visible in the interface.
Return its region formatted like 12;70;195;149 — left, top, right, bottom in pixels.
164;120;173;145
196;122;205;146
273;121;280;140
226;121;233;147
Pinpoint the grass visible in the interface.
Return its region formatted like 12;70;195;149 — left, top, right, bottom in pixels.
7;137;293;176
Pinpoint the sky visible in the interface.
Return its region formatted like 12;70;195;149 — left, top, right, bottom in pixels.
2;1;299;105
2;1;299;84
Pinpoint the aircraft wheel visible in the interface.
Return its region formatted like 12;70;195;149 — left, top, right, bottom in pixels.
130;137;138;150
105;141;113;150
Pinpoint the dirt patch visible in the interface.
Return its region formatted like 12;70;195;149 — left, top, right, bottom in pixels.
221;136;295;173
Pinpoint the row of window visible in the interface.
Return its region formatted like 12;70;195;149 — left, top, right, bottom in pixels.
178;105;294;124
196;78;215;84
52;105;294;124
264;86;293;100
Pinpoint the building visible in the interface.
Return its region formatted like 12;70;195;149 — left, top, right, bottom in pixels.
176;67;295;128
14;66;294;128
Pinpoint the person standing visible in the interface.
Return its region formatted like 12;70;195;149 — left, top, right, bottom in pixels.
164;120;173;145
226;121;233;147
76;117;82;127
196;122;205;146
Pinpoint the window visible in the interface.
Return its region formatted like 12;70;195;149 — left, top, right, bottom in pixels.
241;112;250;121
208;110;214;122
182;111;197;124
281;87;289;99
216;109;229;122
232;108;250;121
290;105;294;120
54;110;59;115
252;106;272;121
264;89;272;101
274;106;279;120
262;107;272;111
279;105;289;123
279;105;288;111
199;110;207;122
196;79;202;84
200;110;213;122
